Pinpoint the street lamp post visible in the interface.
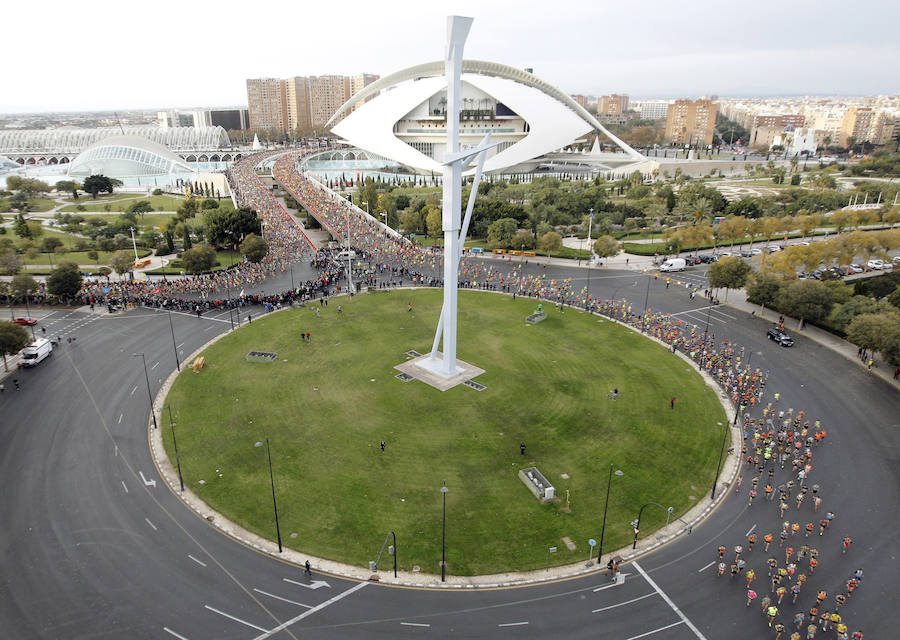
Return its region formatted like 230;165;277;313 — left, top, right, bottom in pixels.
586;208;594;308
255;438;283;553
167;308;180;371
389;530;397;578
711;421;728;499
131;353;158;430
598;465;623;563
640;274;651;333
440;481;449;582
632;502;667;549
164;405;184;491
21;290;36;339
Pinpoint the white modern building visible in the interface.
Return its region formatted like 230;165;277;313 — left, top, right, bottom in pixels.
67;135;196;179
327;60;645;175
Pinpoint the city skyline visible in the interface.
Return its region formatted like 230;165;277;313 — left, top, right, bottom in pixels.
3;0;899;113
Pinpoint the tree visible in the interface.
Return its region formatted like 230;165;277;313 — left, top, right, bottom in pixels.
424;205;442;238
181;245;217;274
707;256;751;301
109;250;134;276
746;272;784;310
0;250;23;275
776;280;834;328
47;261;83;301
10;274;38;298
847;312;900;366
240;233;268;263
55;180;81;199
0;321;31;372
537;231;562;253
41;236;64;253
127;200;154;220
204;207;261;248
87;250;99;265
82;175;116;199
486;218;518;249
512;230;536;250
592;235;620;261
9;192;30;212
200;198;219;211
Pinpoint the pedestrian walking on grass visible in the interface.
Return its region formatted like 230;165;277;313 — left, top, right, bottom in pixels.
520;442;526;455
380;441;386;452
670;396;676;409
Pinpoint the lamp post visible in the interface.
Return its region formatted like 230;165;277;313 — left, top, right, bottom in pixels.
598;465;623;563
389;530;397;578
167;308;180;371
164;404;184;491
640;273;651;333
21;289;36;339
255;438;283;553
130;353;158;430
440;481;449;582
632;502;667;549
586;208;594;308
711;421;729;499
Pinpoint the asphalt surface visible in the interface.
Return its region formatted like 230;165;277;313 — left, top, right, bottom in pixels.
1;259;897;639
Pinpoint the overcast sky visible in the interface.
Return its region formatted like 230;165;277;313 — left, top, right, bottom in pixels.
3;0;898;113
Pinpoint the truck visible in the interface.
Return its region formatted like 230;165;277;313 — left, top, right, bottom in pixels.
21;338;53;367
659;258;686;272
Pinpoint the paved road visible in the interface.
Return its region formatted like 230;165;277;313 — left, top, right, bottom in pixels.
0;260;897;639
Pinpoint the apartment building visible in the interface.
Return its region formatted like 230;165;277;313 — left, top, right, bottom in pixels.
246;78;288;131
598;94;629;115
664;99;718;146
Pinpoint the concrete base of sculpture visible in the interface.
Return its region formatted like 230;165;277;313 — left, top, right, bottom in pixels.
395;353;485;391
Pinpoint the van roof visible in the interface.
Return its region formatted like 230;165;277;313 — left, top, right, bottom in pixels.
28;338;50;347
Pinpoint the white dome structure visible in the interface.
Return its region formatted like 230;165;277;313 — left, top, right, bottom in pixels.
327;60;644;174
68;135;196;179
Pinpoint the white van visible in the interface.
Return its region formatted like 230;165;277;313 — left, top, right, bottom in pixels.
659;258;686;272
21;338;53;367
335;249;357;261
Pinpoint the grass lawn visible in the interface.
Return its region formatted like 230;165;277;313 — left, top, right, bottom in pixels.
75;213;177;230
145;249;242;275
0;197;57;212
164;289;726;575
58;195;190;212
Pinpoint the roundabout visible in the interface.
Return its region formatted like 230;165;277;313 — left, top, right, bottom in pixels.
161;289;727;577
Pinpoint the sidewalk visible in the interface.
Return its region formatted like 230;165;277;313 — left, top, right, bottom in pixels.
725;288;900;389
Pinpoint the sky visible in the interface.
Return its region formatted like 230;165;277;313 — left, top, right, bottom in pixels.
3;0;899;113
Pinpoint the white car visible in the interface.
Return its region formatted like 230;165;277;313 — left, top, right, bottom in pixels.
866;259;884;270
767;245;782;253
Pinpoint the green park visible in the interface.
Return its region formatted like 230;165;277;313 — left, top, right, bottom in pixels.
163;289;727;576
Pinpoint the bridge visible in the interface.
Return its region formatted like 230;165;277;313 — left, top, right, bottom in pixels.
2;148;251;167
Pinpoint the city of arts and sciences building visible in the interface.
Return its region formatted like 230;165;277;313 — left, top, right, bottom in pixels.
0;61;652;189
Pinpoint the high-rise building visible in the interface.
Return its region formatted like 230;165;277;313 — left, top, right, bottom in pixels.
308;75;351;127
247;78;288;132
191;109;249;131
840;107;892;146
284;77;312;132
350;74;380;112
598;94;629;115
664;99;718;146
630;100;671;121
246;73;379;133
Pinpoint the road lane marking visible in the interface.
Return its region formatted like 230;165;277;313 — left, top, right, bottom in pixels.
697;561;716;572
498;621;529;627
400;622;431;627
205;605;269;632
592;592;656;614
188;555;207;567
284;577;330;590
252;581;369;640
121;481;128;493
633;562;707;640
745;524;757;537
151;361;159;370
177;342;184;348
163;627;190;639
145;518;157;531
118;413;123;424
130;386;138;395
204;325;216;331
593;572;627;591
253;589;312;608
623;620;685;640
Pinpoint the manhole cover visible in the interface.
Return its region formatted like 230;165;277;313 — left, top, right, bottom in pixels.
395;373;414;382
405;350;422;357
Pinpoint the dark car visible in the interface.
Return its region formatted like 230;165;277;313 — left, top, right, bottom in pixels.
698;254;719;263
767;327;794;347
14;316;37;326
684;255;701;266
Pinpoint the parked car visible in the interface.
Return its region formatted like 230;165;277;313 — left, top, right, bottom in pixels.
698;254;719;263
750;248;763;256
740;249;753;258
767;327;794;347
833;266;850;277
684;255;701;266
866;259;884;270
767;245;783;253
14;316;37;326
848;264;864;273
892;256;900;265
811;270;823;280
